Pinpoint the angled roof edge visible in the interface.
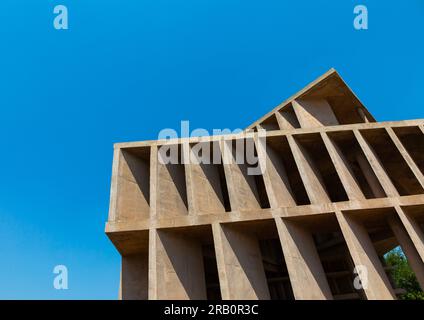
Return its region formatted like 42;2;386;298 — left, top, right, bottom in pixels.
245;68;376;130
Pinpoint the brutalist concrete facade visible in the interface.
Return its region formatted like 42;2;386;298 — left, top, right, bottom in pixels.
106;69;424;300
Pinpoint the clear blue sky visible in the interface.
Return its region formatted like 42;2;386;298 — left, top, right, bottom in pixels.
0;1;422;299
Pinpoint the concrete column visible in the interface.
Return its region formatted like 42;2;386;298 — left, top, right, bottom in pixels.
275;218;333;300
148;228;158;300
116;149;150;220
254;137;296;209
321;132;365;201
149;146;158;218
335;211;396;300
184;143;226;215
287;135;331;204
387;215;424;290
394;206;424;263
355;152;386;198
212;223;270;300
275;109;299;130
385;127;424;189
182;142;196;215
354;130;398;198
220;139;261;211
155;229;207;299
108;147;121;222
156;146;188;217
121;254;149;300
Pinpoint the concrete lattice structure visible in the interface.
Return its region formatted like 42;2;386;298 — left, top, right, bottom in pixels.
106;69;424;300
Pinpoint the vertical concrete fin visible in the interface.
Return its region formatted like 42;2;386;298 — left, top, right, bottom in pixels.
156;146;188;217
292;99;339;128
275;111;287;130
155;230;207;300
255;137;296;208
275;110;295;130
387;215;424;290
185;143;227;215
321;132;365;201
220;139;261;211
287;135;331;204
212;223;231;300
220;139;240;211
353;130;399;198
355;152;386;197
149;146;158;218
275;218;333;300
395;206;424;263
121;254;148;300
212;223;270;300
116;149;151;220
108;147;121;222
335;211;396;300
148;228;158;300
385;127;424;189
276;104;301;130
183;142;196;215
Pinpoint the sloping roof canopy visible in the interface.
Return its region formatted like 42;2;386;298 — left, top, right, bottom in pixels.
246;68;376;130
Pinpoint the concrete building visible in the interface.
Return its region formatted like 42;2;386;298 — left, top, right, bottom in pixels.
106;69;424;300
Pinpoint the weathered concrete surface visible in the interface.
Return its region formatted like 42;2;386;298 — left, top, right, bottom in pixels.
106;69;424;300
